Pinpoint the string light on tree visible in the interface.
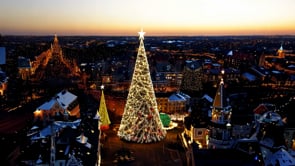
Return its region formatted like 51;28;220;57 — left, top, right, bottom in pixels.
117;30;166;143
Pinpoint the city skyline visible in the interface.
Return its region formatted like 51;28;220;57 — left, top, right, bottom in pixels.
1;0;295;36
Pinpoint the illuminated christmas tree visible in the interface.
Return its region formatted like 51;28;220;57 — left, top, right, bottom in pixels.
118;30;166;143
98;85;111;131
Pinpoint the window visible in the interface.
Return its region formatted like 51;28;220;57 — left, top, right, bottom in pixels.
198;131;203;135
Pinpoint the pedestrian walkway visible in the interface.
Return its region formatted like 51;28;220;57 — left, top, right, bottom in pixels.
100;124;186;166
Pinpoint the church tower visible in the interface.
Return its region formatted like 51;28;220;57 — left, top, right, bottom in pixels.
277;44;285;59
51;34;63;60
208;78;233;149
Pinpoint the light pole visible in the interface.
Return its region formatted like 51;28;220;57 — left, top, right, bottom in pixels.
95;85;104;166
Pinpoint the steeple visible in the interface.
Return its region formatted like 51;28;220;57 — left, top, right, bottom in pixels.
277;44;285;58
208;77;233;149
211;78;231;124
54;34;58;44
52;34;61;55
212;78;225;109
279;44;283;52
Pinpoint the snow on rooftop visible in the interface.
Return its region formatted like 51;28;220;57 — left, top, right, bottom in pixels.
37;100;57;111
36;90;77;111
242;72;256;81
262;147;295;166
227;50;233;56
168;92;190;101
30;119;81;140
55;90;77;110
0;47;6;65
202;94;213;103
272;70;281;74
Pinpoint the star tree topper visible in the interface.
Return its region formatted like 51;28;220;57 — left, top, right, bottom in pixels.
138;29;145;40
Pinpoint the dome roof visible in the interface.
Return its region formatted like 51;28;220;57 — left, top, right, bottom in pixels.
258;111;284;126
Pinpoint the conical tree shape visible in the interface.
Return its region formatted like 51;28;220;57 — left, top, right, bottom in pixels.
118;30;166;143
98;90;111;130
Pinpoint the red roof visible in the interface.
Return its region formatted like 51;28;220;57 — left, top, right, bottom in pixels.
253;104;268;114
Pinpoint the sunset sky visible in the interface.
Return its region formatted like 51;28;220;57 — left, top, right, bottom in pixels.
1;0;295;36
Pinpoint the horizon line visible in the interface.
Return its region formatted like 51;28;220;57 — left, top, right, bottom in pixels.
2;33;295;37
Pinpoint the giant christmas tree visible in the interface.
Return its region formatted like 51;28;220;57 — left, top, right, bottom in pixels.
118;30;166;143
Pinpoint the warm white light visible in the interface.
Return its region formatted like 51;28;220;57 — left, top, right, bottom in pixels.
138;29;145;40
100;85;104;90
34;109;41;114
118;30;166;143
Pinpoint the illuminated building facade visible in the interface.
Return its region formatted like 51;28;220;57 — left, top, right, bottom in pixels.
18;56;32;80
208;78;233;149
0;70;7;96
277;45;285;59
34;90;80;121
31;34;79;81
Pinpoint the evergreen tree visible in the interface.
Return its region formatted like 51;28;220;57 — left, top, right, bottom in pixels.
180;61;203;93
117;30;166;143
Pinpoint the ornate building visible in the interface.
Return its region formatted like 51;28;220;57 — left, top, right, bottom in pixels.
34;90;80;122
259;44;286;68
31;34;79;81
208;78;233;149
277;45;285;59
0;69;7;96
18;56;31;80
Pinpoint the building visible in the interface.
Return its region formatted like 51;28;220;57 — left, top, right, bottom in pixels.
208;78;233;149
277;45;285;59
183;116;208;149
0;69;8;96
34;90;80;122
0;47;7;96
167;92;190;114
252;110;295;165
156;92;190;115
0;47;5;65
156;96;169;113
18;56;32;80
31;35;80;82
20;119;92;166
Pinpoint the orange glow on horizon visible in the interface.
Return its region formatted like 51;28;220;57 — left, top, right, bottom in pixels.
3;22;295;36
1;0;295;36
